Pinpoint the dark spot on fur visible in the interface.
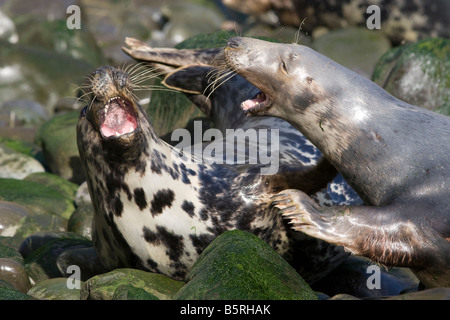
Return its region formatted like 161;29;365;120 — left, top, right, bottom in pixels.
306;76;313;84
146;258;158;271
150;189;175;216
134;187;147;210
143;225;185;263
190;233;216;255
112;197;123;217
181;200;195;217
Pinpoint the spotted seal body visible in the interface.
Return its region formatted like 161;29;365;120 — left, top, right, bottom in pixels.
77;65;357;281
220;36;450;287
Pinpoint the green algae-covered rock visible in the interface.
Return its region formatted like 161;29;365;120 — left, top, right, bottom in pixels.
35;111;84;184
24;172;79;200
27;277;84;300
372;38;450;115
22;233;93;283
0;178;75;219
0;285;34;300
80;268;184;300
175;230;318;300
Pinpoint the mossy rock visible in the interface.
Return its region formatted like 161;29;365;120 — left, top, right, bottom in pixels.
80;268;184;300
23;233;93;283
35;111;84;184
27;277;84;300
24;172;79;200
0;178;75;219
372;38;450;115
175;230;318;300
0;286;34;300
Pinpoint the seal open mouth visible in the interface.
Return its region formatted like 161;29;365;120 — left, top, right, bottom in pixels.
99;96;138;138
241;91;272;115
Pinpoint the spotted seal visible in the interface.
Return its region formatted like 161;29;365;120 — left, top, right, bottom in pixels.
76;64;356;282
219;36;450;287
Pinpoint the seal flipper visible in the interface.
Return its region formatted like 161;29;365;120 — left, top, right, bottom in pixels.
272;189;450;287
263;157;337;195
123;37;221;69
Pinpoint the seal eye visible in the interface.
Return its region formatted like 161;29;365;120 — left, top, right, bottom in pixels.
79;106;87;119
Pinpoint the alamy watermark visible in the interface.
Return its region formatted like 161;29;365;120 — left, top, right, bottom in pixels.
66;5;81;30
366;5;381;30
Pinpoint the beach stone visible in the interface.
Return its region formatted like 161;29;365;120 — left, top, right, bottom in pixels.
27;277;84;300
311;256;419;298
0;9;18;44
0;285;34;300
313;27;391;78
68;205;93;240
0;178;75;219
112;285;159;300
0;201;33;237
0;99;49;129
0;40;95;114
0;258;32;293
80;268;184;300
175;230;318;300
160;2;225;43
35;111;84;184
21;232;93;283
0;240;24;263
24;172;79;200
0;144;45;179
385;288;450;300
372;37;450;115
74;181;91;207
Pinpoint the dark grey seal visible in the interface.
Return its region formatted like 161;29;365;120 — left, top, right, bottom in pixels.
220;36;450;288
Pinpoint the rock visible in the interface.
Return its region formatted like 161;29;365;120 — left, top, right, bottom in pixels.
0;40;95;114
0;144;45;179
313;27;391;78
0;178;75;219
74;181;91;207
79;0;160;63
175;230;318;300
21;232;93;283
0;99;49;129
160;2;225;44
68;205;93;240
24;172;79;200
112;285;159;300
372;38;450;115
19;232;80;259
0;201;33;237
0;258;32;292
80;268;184;300
27;278;84;300
385;288;450;300
0;239;24;263
35;111;84;184
11;215;68;248
312;256;419;298
0;9;18;44
0;137;45;167
0;285;34;300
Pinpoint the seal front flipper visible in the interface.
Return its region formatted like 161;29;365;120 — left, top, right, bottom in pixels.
123;37;221;69
272;189;450;287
